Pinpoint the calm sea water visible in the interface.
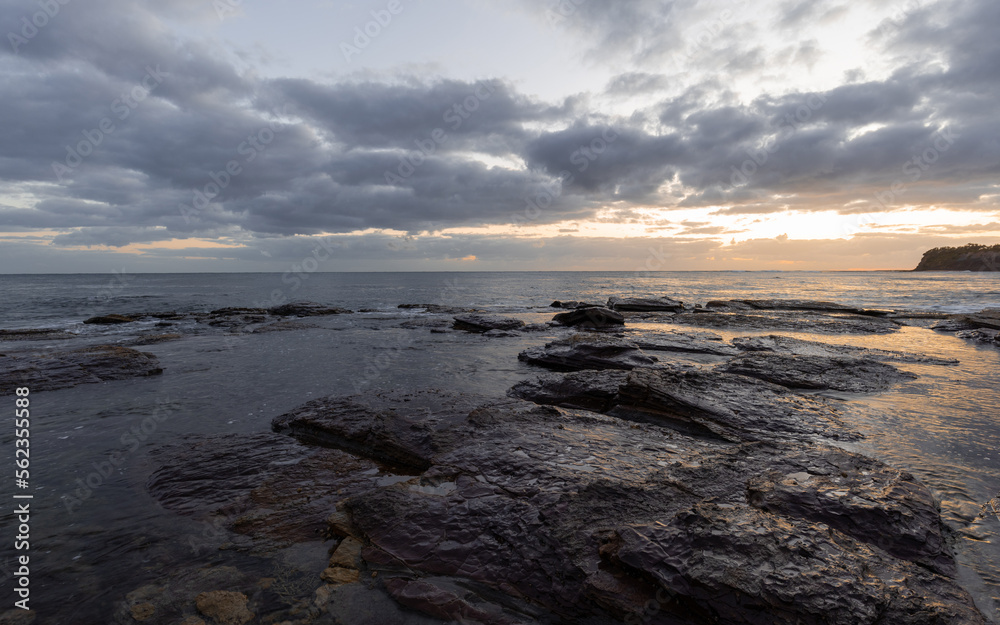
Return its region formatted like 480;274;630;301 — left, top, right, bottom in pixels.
0;271;998;623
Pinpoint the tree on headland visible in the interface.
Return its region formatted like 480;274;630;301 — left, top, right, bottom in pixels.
913;243;1000;271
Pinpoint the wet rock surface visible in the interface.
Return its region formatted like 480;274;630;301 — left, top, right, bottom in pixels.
508;369;629;413
512;367;860;443
707;298;891;317
453;313;526;333
399;303;474;314
0;344;162;394
607;296;685;312
956;328;1000;344
552;306;625;328
732;334;959;365
270;390;497;473
110;565;270;625
719;352;918;393
0;328;79;341
518;334;658;371
269;301;353;316
84;314;139;325
550;300;603;309
670;310;901;334
628;328;738;356
614;504;980;625
934;309;1000;342
127;333;184;346
147;431;395;553
263;392;982;624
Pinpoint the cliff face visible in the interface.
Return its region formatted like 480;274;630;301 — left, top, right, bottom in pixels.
914;244;1000;271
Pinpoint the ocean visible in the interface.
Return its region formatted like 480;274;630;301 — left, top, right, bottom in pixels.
1;271;998;623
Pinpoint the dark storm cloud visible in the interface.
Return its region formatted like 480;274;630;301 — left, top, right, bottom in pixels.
271;78;566;152
524;124;682;199
1;0;999;256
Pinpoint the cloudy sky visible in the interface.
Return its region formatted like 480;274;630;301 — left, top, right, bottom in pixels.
1;0;998;272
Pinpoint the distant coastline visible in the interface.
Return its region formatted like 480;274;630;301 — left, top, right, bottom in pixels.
914;244;1000;271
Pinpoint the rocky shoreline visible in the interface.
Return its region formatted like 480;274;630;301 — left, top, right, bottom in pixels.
2;297;997;624
914;244;1000;272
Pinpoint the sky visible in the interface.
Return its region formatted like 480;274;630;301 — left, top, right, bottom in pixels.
0;0;999;272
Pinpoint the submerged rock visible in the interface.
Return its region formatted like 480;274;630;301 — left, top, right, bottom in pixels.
607;296;685;312
719;352;917;393
147;432;388;550
195;591;254;625
552;306;624;328
518;334;657;371
452;314;525;333
0;345;162;394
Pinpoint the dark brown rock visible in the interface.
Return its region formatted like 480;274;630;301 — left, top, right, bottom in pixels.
552;307;624;328
127;333;183;346
956;328;1000;344
398;304;472;314
147;432;387;550
0;328;78;341
629;328;738;356
269;301;352;316
719;352;917;393
194;591;253;625
509;369;629;412
83;314;137;325
452;314;525;333
671;310;900;335
732;334;959;365
612;504;982;625
513;366;859;443
709;298;891;317
271;391;496;474
745;453;957;577
934;309;1000;334
281;395;979;624
383;578;524;625
518;335;657;371
208;307;269;316
607;296;684;312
